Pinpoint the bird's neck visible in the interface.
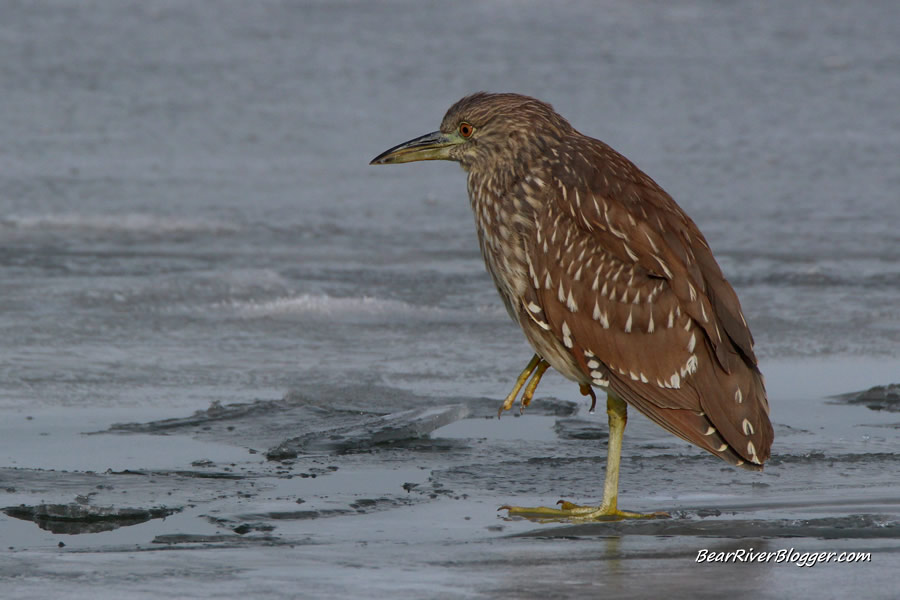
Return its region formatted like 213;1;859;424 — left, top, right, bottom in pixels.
467;153;547;206
466;156;551;306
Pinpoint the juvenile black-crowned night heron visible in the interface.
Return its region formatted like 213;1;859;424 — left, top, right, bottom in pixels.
371;92;773;520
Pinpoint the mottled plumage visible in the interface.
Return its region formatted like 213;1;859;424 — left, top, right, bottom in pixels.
371;92;773;517
439;92;772;468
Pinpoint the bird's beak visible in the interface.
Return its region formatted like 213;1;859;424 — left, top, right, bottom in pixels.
370;130;461;165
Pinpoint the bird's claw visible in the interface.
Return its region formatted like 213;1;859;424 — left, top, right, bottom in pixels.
497;398;515;418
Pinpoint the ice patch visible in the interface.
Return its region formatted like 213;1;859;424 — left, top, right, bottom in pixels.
267;404;471;458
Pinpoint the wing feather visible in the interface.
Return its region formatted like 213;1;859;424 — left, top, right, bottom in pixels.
523;138;773;465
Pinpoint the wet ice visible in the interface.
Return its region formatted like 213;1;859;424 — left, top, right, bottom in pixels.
2;1;900;598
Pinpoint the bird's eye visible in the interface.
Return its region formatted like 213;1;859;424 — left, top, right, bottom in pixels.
458;122;474;138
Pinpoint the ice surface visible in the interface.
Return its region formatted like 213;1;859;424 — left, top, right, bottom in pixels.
266;404;471;458
2;1;900;598
226;293;446;320
1;213;239;235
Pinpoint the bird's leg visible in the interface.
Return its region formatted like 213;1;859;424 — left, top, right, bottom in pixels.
498;354;544;417
501;392;669;521
518;359;550;414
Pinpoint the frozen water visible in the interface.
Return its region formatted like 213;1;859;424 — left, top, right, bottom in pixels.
2;1;900;598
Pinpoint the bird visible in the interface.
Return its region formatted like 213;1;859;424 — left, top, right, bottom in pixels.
370;92;773;520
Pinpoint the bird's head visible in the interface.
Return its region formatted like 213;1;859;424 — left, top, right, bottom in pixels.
370;92;573;172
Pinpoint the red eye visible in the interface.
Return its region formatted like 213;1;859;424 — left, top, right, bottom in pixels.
458;122;474;138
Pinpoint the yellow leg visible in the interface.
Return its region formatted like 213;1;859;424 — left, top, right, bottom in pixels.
498;355;548;417
501;392;668;521
518;360;550;414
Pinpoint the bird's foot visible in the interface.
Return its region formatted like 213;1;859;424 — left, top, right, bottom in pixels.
516;365;547;414
497;356;550;417
498;388;519;416
500;500;669;522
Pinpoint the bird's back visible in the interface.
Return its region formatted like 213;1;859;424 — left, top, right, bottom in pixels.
470;126;773;469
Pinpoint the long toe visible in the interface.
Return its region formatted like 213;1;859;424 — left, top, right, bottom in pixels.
501;501;669;522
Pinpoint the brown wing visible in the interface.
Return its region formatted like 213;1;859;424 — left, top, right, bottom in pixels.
523;137;773;468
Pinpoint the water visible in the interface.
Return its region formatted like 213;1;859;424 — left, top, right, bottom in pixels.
1;1;899;598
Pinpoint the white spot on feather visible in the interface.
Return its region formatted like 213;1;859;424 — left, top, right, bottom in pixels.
685;354;698;375
747;441;761;464
566;290;578;312
644;230;659;253
653;255;673;278
562;320;573;348
669;373;681;389
742;418;755;436
606;215;627;240
593;302;610;329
